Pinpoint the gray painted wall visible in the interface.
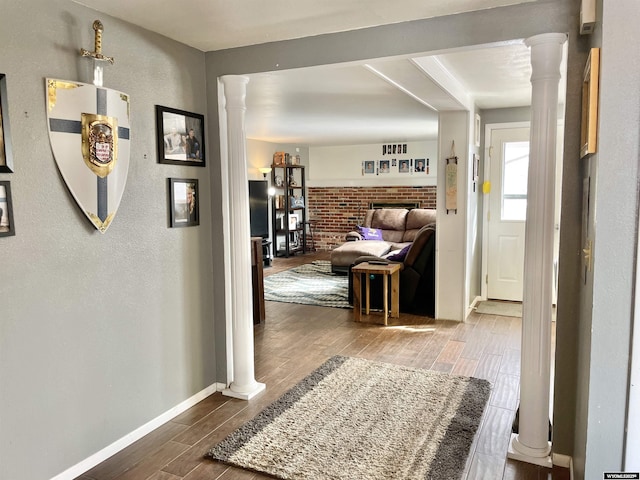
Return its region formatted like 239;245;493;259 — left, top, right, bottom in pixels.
584;0;639;475
0;1;215;478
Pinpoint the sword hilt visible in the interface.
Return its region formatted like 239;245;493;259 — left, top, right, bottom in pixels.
93;20;103;55
80;19;114;65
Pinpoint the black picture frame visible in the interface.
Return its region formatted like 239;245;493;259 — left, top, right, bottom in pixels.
169;178;199;227
0;180;15;237
156;105;205;167
0;74;14;173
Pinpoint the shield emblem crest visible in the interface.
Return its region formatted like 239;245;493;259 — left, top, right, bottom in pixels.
46;79;130;233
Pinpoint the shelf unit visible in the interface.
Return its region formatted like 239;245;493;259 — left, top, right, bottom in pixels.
271;164;306;257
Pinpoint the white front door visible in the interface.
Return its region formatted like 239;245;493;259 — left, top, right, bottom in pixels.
486;127;530;301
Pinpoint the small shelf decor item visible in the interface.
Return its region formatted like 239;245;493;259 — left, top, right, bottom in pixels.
0;180;15;237
168;178;199;227
273;151;287;165
156;105;205;167
291;195;305;208
580;48;600;159
0;74;14;173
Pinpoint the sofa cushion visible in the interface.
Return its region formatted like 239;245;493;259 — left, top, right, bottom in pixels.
370;209;408;243
403;209;438;242
371;208;408;230
330;240;391;268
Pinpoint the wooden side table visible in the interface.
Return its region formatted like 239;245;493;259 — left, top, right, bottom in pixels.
352;262;402;325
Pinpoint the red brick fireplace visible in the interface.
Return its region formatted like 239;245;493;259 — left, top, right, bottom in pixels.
306;186;437;251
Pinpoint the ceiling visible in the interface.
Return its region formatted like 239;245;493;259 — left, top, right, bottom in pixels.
72;0;546;146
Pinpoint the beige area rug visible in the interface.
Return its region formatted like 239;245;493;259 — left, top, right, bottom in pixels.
207;355;491;480
475;300;523;318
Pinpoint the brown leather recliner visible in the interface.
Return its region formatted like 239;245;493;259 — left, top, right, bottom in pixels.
348;224;436;317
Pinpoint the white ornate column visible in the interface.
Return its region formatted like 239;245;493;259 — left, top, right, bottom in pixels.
508;33;566;467
221;75;265;400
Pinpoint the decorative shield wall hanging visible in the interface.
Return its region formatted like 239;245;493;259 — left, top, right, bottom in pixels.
46;79;130;233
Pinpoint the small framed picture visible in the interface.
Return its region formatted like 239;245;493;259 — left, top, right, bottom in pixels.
0;74;14;173
415;158;426;172
379;160;390;173
169;178;199;227
363;160;375;174
288;213;300;230
156;105;205;167
398;159;410;173
0;180;15;237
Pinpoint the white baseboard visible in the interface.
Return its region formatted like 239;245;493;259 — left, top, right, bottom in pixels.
216;382;228;391
50;383;219;480
466;296;482;318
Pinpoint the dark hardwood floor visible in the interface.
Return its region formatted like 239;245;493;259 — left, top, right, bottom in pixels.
76;252;569;480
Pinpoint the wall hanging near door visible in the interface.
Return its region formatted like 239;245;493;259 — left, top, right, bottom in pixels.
445;141;458;214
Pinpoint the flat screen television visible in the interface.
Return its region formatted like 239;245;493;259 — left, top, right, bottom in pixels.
248;180;269;238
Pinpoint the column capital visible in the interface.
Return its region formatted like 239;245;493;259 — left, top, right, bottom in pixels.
526;33;566;82
525;32;567;48
221;75;250;109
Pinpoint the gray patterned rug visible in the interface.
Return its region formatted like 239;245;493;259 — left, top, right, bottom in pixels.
207;355;491;480
263;260;350;309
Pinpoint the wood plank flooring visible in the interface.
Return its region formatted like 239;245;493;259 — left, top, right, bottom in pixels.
76;252;569;480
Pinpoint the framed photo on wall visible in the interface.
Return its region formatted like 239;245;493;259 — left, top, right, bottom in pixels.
156;105;206;167
169;178;199;227
363;160;375;174
0;181;15;237
398;159;410;173
0;74;14;173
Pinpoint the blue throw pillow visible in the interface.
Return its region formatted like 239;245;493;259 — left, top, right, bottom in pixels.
386;244;411;261
359;227;383;240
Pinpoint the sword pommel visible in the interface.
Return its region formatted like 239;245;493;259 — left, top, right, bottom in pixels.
80;19;114;65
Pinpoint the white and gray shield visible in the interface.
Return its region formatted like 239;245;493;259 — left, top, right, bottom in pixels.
46;79;130;233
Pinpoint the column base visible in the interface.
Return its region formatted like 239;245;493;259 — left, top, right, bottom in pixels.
507;433;553;468
223;381;266;401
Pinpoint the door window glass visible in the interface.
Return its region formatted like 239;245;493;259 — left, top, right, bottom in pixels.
502;141;529;221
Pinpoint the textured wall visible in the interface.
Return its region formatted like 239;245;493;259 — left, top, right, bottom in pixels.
0;1;214;479
584;0;640;475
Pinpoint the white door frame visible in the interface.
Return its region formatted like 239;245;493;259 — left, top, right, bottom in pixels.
480;121;530;301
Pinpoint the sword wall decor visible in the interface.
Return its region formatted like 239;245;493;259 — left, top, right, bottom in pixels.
46;20;130;233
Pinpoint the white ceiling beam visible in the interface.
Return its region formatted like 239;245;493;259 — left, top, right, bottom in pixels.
411;56;475;112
